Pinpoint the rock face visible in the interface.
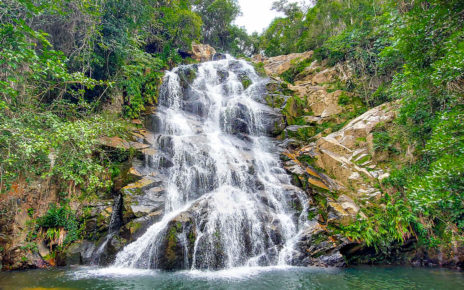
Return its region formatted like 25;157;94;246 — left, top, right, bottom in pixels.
155;212;196;270
255;53;403;267
190;43;216;62
121;177;166;219
278;102;399;233
292;221;347;267
259;51;313;76
288;61;355;121
306;102;398;200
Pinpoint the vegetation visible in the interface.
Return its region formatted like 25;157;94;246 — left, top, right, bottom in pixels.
0;0;250;197
36;203;80;246
259;0;464;253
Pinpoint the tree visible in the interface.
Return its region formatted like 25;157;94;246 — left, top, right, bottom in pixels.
193;0;241;51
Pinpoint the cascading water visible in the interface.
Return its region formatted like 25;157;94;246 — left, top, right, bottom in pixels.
113;57;309;271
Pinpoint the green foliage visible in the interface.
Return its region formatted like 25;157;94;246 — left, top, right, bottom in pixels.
0;0;212;195
338;93;351;106
194;0;254;54
37;203;80;245
280;57;313;84
372;129;399;155
0;109;128;195
340;191;416;249
120;43;165;118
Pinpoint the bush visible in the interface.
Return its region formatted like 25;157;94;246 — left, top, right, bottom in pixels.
37;204;80;245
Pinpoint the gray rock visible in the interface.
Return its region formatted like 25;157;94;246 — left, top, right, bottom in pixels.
260;107;286;136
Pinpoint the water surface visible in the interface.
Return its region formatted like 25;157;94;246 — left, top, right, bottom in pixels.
0;266;462;289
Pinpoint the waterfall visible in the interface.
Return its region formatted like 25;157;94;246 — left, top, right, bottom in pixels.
90;194;124;265
113;57;308;270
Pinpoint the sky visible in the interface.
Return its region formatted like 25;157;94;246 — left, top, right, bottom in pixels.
234;0;283;34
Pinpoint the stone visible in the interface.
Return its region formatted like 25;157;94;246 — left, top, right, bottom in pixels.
128;142;150;150
122;177;159;194
285;125;316;140
251;54;267;63
37;241;50;258
190;43;216;62
303;116;323;124
257;51;313;76
99;136;131;149
128;167;143;177
307;177;330;191
327;195;360;226
213;53;227;60
155;212;196;270
260;107;286;136
296;102;400;199
288;85;343;118
292;221;347;267
63;242;83;266
141;148;157;155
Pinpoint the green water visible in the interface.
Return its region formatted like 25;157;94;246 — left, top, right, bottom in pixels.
0;266;462;289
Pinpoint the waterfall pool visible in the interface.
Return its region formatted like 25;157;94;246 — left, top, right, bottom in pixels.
1;266;463;289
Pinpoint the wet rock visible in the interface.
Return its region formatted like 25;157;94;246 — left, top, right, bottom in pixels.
155;212;196;271
292;222;347;267
269;220;283;245
177;65;198;89
120;210;164;243
60;241;83;266
238;73;252;89
145;114;162;134
77;240;96;265
260;107;286;137
213;53;227;61
94;235;127;266
122;177;165;220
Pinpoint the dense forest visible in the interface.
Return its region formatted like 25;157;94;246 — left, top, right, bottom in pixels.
0;0;463;268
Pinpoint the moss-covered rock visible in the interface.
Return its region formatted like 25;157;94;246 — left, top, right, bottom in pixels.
284;125;316;141
239;74;252;89
156;212;196;271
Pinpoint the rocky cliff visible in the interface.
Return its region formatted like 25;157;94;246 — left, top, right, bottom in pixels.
253;51;464;269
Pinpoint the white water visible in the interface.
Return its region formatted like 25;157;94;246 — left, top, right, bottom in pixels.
113;57;308;270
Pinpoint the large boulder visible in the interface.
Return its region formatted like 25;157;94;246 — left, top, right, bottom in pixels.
292;221;347;267
190;44;216;62
257;51;313;76
259;107;286;137
311;102;398;199
155;212;196;271
121;177;166;220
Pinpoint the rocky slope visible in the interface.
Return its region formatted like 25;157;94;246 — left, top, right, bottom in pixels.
254;51;464;268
